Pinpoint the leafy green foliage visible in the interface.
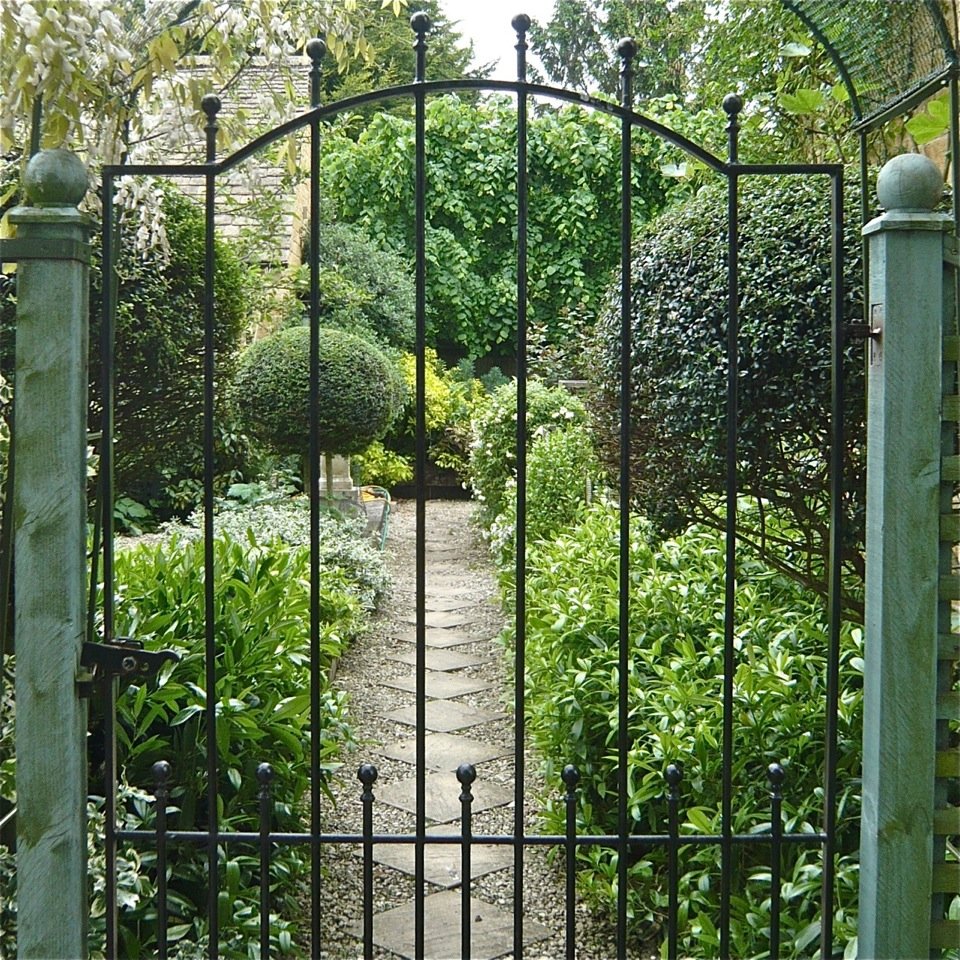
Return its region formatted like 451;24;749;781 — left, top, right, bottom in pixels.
89;182;252;515
109;534;360;827
165;495;389;609
528;0;706;100
906;90;951;146
94;529;369;956
0;180;253;517
318;95;666;357
505;502;861;956
591;173;866;613
352;439;414;488
232;325;400;460
488;421;600;568
468;379;587;525
295;221;415;350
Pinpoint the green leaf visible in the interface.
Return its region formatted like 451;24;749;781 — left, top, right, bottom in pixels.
906;108;950;145
779;88;825;115
780;41;811;57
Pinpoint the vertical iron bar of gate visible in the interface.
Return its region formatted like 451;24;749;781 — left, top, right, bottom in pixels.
307;37;325;956
616;38;636;960
563;764;579;959
154;761;171;960
258;763;274;960
201;93;222;959
100;169;119;960
411;14;430;957
513;15;531;958
767;763;784;959
720;92;742;958
819;169;845;960
458;763;476;959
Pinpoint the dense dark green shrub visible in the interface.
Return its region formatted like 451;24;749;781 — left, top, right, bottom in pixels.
90;182;252;514
232;326;400;461
505;502;861;956
0;180;253;517
591;174;866;613
468;379;587;525
296;221;415;350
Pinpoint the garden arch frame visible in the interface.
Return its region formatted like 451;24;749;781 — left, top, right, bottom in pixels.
95;15;847;960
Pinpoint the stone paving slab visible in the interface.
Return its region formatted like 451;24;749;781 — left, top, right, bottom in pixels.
383;700;507;733
400;610;479;629
382;771;513;822
387;648;491;671
382;670;492;700
424;596;475;613
353;889;552;959
356;825;513;888
379;732;511;770
393;627;483;648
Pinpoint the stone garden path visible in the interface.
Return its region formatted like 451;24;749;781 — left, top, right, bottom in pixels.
318;499;621;960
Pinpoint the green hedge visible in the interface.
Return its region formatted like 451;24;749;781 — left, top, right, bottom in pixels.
468;379;588;525
591;173;866;613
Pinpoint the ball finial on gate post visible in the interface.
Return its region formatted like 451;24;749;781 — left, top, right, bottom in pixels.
306;37;326;64
410;11;431;36
876;153;944;212
617;36;638;61
201;93;222;121
23;149;89;208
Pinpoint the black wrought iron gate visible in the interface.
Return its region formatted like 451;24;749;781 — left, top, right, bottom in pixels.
95;15;847;959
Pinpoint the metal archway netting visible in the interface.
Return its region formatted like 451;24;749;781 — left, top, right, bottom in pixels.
784;0;958;130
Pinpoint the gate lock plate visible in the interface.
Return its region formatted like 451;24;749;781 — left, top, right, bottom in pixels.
78;638;179;697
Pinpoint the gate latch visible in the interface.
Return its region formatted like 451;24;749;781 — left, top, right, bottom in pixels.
78;638;179;697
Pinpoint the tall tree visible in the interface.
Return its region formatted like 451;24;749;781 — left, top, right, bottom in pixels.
528;0;707;100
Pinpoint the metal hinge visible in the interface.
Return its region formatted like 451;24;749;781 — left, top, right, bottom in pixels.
77;638;179;697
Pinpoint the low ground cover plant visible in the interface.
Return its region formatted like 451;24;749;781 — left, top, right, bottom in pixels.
499;501;861;956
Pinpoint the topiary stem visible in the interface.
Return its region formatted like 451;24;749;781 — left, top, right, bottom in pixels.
325;451;334;501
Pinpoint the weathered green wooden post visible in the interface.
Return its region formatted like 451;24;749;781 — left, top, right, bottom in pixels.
859;153;949;960
9;149;90;958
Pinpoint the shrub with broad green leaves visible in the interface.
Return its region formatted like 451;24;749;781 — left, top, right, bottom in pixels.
92;530;368;956
319;95;667;357
503;502;862;956
468;379;588;525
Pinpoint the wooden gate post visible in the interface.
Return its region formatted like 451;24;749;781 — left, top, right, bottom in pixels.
9;149;90;958
859;153;949;960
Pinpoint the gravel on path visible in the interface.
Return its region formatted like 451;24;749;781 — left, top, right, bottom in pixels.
316;498;627;960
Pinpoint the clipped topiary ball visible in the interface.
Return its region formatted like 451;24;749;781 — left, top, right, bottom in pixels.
233;326;399;458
